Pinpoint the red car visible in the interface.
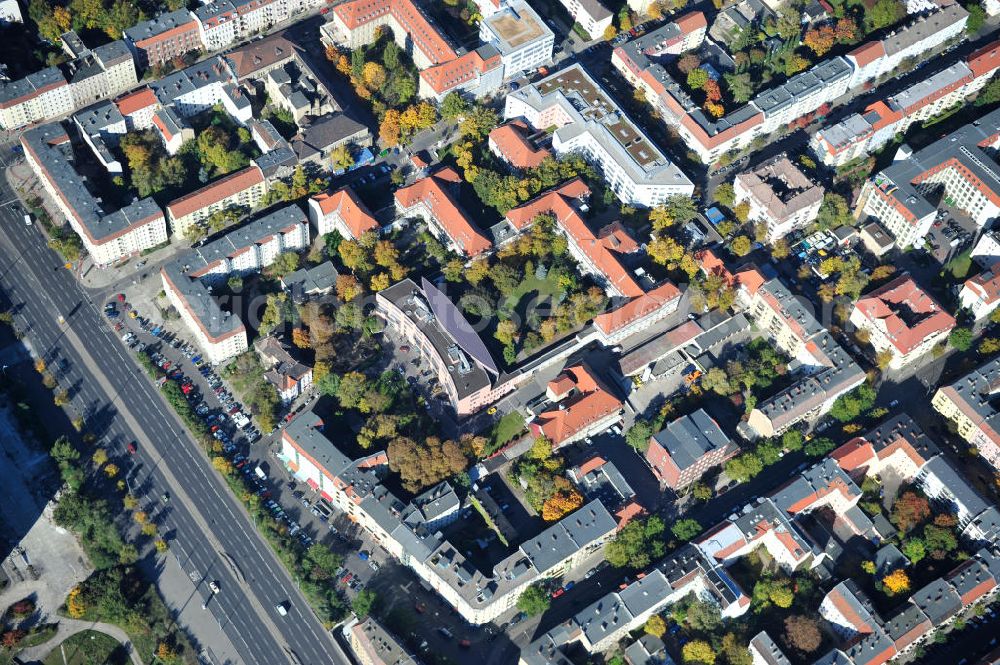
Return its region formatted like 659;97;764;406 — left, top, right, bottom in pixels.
117;293;125;303
127;441;137;455
551;588;565;599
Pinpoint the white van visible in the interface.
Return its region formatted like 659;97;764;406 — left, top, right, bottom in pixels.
23;214;32;226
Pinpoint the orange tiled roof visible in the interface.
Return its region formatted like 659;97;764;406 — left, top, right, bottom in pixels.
334;0;455;66
593;280;681;335
577;456;607;476
505;179;643;298
967;40;1000;78
849;41;886;67
116;88;158;116
167;165;264;219
964;269;1000;306
394;167;491;256
854;275;956;356
312;187;379;239
420;48;501;95
488;121;552;170
533;366;621;445
674;11;707;34
151;113;173;141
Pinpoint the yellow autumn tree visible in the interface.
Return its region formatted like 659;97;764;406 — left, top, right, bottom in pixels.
883;569;910;595
362;62;387;91
66;587;86;618
541;488;584;521
379;109;402;147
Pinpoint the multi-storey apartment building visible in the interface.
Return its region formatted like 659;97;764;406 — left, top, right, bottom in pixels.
856;108;1000;248
307;187;379;240
724;266;865;437
115;87;160;130
281;406;617;625
348;618;420;665
933;357;1000;472
21;123;167;266
504;64;694;207
124;9;203;70
812;41;1000;167
488;120;552;169
394;167;492;257
849;275;955;370
844;3;969;89
150;56;252;122
614;5;967;165
645;409;738;490
165;164;267;237
960;268;1000;320
0;68;74;130
733;154;824;243
194;0;297;52
162;205;309;364
556;0;612;38
528;365;623;449
65;39;138;109
376;278;522;417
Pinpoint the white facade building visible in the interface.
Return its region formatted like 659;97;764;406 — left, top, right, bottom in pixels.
504;64;694;207
478;2;554;79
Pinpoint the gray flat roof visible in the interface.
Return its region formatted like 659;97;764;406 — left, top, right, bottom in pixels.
73;101;124;135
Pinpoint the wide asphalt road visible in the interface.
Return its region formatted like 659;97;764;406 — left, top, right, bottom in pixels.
0;157;347;665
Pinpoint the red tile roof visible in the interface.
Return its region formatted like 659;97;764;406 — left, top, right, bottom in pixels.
505;179;643;298
853;275;956;356
115;88;158;116
334;0;455;65
488;120;552;169
968;40;1000;79
964;269;1000;306
167;165;264;220
577;456;607;476
849;41;886;67
394;167;491;256
594;280;681;335
615;501;645;528
420;48;501;95
674;10;707;34
532;366;621;445
311;187;379;239
152;113;174;141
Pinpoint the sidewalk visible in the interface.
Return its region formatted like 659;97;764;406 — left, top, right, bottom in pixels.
138;551;243;665
16;617;144;665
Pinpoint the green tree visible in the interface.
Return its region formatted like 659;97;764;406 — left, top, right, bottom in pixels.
459;105;499;141
866;0;901;31
605;517;666;568
268;252;300;278
352;589;377;619
725;452;764;482
687;69;709;89
516;584;551;616
828;383;877;422
949;327;973;352
686;598;722;631
625;419;653;452
967;2;986;34
441;92;470;119
803;436;835;457
671;519;702;542
902;538;926;564
724;72;754;103
816;193;851;229
714;183;736;208
731;235;753;256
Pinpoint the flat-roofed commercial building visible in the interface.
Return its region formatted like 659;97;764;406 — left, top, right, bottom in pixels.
478;2;553;78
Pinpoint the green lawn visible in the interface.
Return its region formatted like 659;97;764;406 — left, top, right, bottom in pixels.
503;274;563;312
43;630;128;665
946;250;973;280
489;412;526;454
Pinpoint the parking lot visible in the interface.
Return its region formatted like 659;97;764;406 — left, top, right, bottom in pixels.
925;206;978;264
